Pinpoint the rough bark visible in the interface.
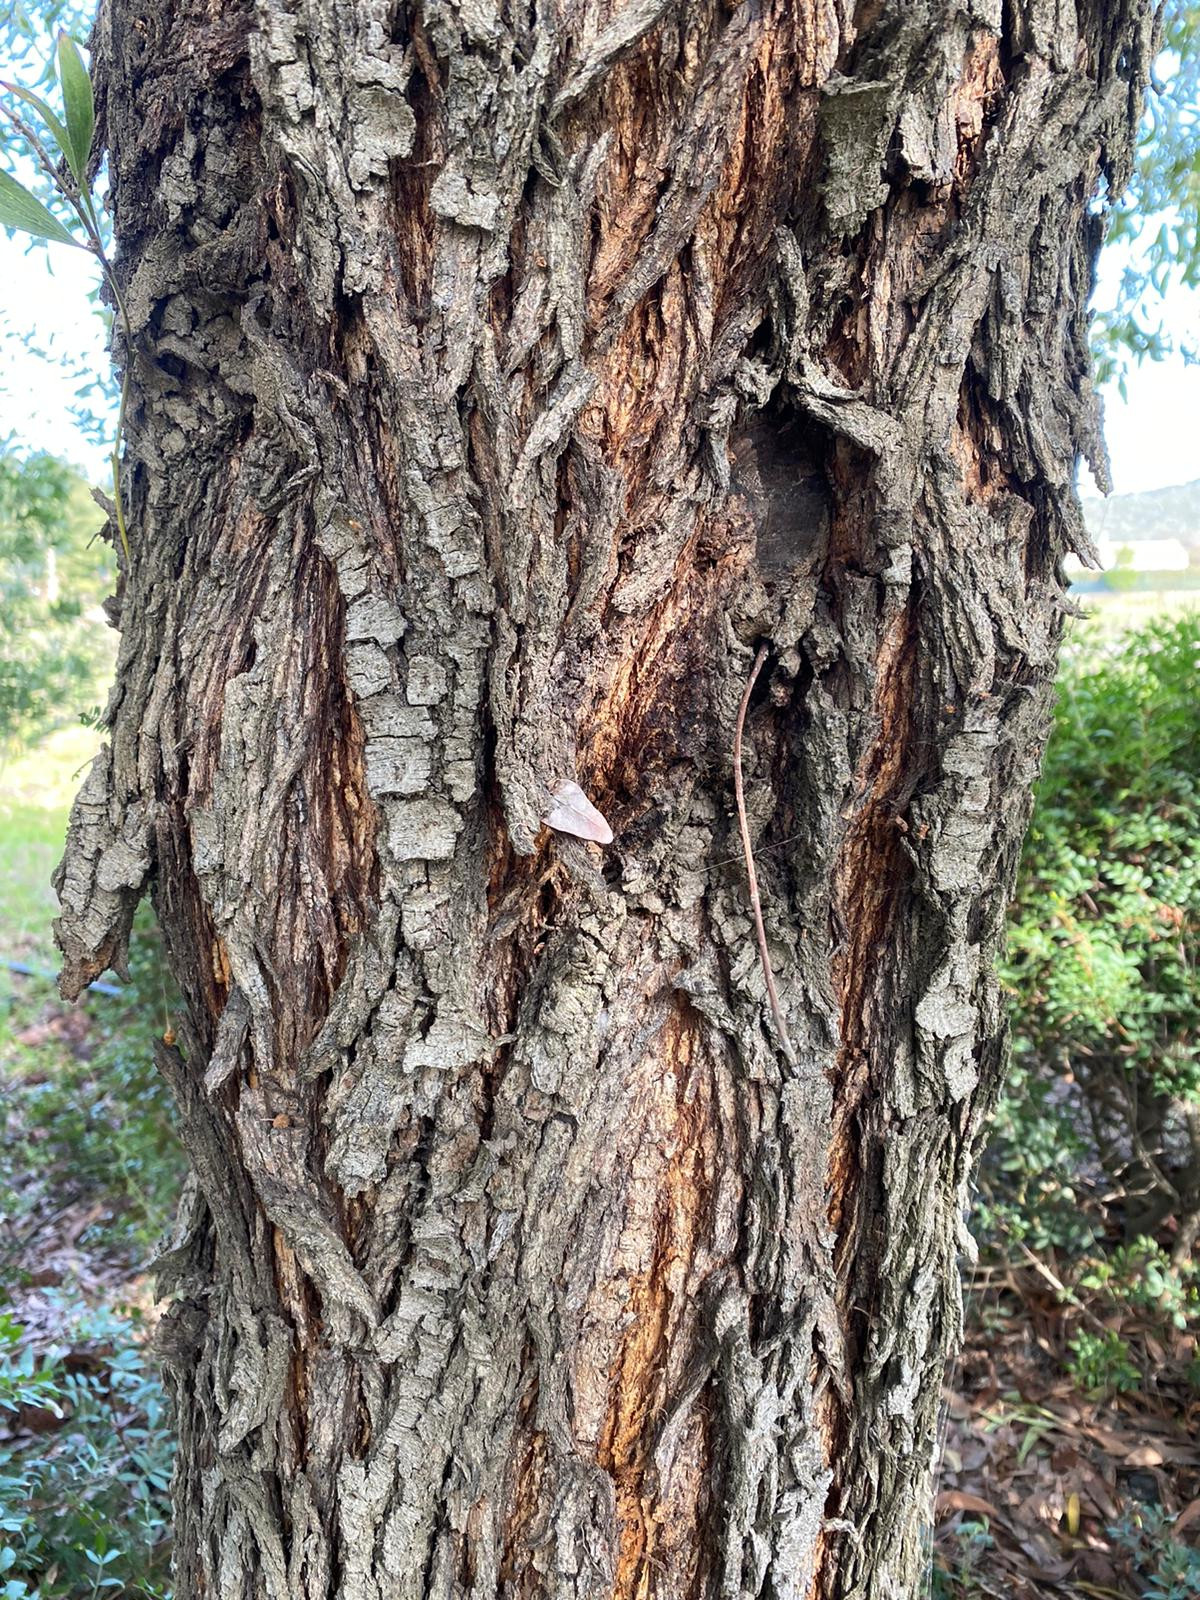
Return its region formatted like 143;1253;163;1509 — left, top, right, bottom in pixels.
54;1;1153;1596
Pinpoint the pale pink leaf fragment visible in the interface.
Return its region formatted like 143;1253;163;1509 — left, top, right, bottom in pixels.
542;780;613;845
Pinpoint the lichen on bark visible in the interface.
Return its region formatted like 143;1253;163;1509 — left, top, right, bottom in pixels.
55;1;1154;1596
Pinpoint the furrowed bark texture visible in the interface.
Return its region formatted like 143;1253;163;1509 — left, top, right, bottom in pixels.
55;2;1151;1596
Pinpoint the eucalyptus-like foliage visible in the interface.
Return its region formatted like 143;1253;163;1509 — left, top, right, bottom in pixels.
0;32;94;244
0;27;132;561
1093;0;1200;387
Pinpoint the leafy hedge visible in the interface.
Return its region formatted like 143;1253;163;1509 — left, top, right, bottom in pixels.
981;612;1200;1347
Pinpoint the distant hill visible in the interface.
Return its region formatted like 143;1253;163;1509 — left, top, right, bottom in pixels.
1081;479;1200;548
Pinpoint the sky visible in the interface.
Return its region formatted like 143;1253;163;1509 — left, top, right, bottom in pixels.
0;218;1197;498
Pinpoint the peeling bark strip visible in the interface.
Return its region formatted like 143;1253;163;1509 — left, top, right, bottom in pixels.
56;2;1151;1596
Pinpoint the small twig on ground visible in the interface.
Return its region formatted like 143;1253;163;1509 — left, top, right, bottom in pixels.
733;644;797;1066
1018;1243;1110;1334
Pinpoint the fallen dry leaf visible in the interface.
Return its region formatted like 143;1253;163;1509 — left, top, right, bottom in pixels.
937;1489;1005;1521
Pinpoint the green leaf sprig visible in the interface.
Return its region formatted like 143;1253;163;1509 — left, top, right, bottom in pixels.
0;34;132;566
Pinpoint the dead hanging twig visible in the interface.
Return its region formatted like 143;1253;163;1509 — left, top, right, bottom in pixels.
733;645;797;1066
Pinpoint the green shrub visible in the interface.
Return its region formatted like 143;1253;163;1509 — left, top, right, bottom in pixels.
1078;1237;1200;1330
1065;1327;1142;1396
929;1521;995;1600
0;913;181;1597
0;1304;172;1598
974;1053;1098;1257
1110;1506;1200;1600
988;614;1200;1260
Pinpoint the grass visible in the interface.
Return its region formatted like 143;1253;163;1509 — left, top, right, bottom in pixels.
0;722;103;970
0;719;178;1261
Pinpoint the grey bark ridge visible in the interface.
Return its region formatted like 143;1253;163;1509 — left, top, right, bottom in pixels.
56;1;1153;1596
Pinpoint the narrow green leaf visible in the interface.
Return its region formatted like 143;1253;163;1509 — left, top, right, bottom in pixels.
0;78;72;167
56;33;94;183
0;167;82;247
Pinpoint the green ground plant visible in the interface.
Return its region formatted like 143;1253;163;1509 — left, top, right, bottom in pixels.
1065;1326;1143;1397
1;901;180;1596
1110;1506;1200;1600
0;1300;172;1599
929;1522;995;1600
979;611;1200;1398
0;435;175;1598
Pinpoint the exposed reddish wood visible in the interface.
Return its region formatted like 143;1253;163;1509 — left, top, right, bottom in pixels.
592;1000;717;1600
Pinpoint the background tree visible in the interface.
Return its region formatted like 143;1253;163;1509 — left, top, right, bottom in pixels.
1092;0;1200;385
42;2;1156;1596
0;451;111;751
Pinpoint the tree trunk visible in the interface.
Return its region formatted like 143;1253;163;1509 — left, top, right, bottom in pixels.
55;1;1152;1595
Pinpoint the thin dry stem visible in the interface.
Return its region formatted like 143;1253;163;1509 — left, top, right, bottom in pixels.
733;644;796;1066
